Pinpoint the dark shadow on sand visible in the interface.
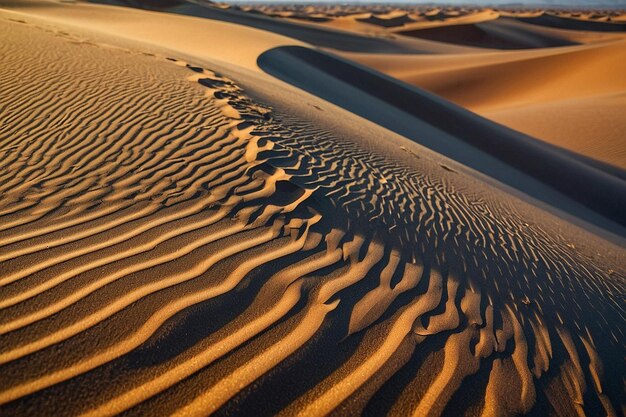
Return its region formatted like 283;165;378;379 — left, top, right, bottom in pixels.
258;45;626;237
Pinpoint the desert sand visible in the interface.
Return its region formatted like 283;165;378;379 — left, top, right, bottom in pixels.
232;2;626;168
0;1;624;416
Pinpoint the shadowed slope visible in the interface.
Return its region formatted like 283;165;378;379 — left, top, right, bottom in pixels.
257;46;626;236
518;13;626;32
398;18;578;49
339;38;626;169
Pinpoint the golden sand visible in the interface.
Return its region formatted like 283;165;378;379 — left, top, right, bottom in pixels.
0;2;624;416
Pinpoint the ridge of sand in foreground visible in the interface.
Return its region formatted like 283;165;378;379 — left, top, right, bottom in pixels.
0;5;625;417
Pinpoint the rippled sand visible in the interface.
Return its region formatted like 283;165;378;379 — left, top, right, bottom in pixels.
0;2;625;416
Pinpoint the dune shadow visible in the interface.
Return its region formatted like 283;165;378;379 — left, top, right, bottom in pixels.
257;45;626;236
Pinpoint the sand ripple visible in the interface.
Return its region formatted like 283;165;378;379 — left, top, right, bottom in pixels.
0;17;624;417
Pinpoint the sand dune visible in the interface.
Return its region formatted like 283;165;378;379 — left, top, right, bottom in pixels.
0;2;625;417
258;45;626;229
518;12;626;32
484;93;626;169
227;3;626;169
92;0;484;54
343;37;626;112
0;0;303;70
395;18;579;49
341;33;626;168
92;0;626;169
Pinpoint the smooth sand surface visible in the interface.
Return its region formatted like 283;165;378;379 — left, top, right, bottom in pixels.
341;37;626;168
0;1;625;417
0;0;305;70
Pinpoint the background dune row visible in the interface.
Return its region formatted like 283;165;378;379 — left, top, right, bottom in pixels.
0;12;624;417
207;0;626;169
342;37;626;169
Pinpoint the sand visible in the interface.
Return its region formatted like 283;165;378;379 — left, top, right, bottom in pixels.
342;36;626;169
0;1;625;417
228;3;626;168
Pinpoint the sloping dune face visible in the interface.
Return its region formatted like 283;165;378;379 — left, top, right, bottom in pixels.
395;18;578;49
0;13;625;417
230;2;626;170
341;34;626;169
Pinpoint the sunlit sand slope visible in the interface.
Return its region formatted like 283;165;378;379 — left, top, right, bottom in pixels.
343;37;626;169
220;1;626;170
0;12;624;417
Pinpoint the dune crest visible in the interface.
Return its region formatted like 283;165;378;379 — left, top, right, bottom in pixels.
217;1;626;169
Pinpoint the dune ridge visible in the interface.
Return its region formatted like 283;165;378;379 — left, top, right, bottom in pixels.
257;45;626;235
395;18;579;49
198;1;626;170
0;12;625;417
518;12;626;32
339;35;626;169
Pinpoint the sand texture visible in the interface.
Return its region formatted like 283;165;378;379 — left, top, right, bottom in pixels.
0;1;625;416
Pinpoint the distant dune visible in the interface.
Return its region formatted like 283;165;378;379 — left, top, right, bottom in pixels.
395;18;578;49
0;1;624;417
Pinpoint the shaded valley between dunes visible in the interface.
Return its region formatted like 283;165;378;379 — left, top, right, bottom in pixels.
0;2;625;417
